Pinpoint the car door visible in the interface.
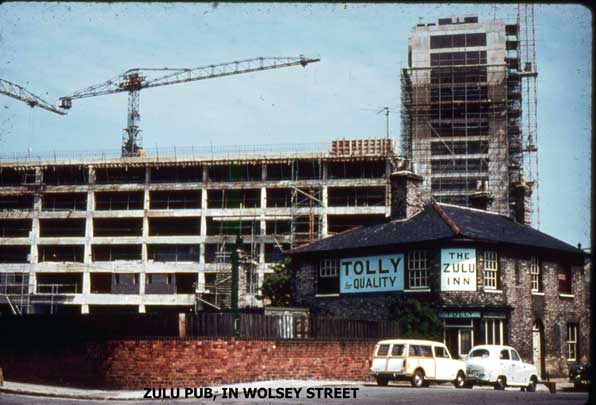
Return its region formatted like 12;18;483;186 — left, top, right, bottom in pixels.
371;343;390;372
418;345;436;379
434;344;453;381
387;343;405;373
510;349;526;385
499;348;514;383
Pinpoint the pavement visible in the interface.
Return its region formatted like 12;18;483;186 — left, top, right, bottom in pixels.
0;379;362;401
0;378;575;401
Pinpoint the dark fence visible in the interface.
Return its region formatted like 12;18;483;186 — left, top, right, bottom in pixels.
0;312;400;344
187;312;400;340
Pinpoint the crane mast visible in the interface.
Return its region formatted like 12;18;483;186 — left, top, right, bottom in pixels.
59;56;320;156
0;79;65;115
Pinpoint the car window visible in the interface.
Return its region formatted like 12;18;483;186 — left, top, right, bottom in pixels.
499;349;510;360
469;349;490;358
391;344;405;356
409;345;417;356
511;350;521;361
434;346;450;358
419;345;433;357
377;344;390;356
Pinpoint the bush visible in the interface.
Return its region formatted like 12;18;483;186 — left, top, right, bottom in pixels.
261;258;291;306
389;296;442;340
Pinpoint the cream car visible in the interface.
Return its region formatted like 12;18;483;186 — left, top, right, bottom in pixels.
369;339;467;388
465;345;539;391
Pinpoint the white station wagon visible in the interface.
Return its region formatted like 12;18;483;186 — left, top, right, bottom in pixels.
465;345;539;391
370;339;467;388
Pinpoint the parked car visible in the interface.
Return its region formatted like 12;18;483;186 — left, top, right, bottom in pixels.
569;362;591;390
465;345;539;391
369;339;467;388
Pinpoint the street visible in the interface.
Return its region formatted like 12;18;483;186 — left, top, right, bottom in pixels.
0;383;589;405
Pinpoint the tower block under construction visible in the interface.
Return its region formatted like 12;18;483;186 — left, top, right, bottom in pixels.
401;15;537;220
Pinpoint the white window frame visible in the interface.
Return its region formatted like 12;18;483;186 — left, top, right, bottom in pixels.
567;323;578;361
483;318;504;345
319;259;339;278
408;250;429;289
484;251;498;289
530;256;541;292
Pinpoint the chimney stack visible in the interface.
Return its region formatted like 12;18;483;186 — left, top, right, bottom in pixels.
511;172;532;225
390;169;424;220
469;180;493;211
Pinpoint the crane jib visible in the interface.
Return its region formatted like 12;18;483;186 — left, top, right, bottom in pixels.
57;55;320;156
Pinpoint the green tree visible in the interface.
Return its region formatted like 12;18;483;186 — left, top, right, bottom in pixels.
389;296;443;340
261;258;292;306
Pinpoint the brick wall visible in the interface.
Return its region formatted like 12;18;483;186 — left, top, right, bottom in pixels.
0;338;376;389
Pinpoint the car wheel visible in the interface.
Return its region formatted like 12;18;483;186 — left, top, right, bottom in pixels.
494;376;507;390
376;377;389;386
526;377;537;392
463;381;474;389
411;369;425;388
454;371;466;388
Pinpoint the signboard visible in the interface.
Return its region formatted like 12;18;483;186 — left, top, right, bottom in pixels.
340;254;404;293
441;248;477;291
438;311;481;319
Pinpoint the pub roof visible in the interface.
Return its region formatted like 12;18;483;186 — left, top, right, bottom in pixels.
289;203;585;257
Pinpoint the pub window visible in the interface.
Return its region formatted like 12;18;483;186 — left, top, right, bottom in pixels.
320;259;338;278
567;323;578;361
482;318;504;345
530;256;542;292
558;266;572;294
318;259;339;294
408;250;429;289
484;251;498;289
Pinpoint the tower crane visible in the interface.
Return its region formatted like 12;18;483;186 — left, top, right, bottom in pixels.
58;56;320;156
1;79;66;115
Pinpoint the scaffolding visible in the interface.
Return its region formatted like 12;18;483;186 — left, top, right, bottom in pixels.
400;15;538;223
517;3;540;227
0;273;78;315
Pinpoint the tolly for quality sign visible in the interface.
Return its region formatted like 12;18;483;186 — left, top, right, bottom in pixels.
441;248;477;291
340;254;404;293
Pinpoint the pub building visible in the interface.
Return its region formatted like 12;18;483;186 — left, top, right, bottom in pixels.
288;170;590;379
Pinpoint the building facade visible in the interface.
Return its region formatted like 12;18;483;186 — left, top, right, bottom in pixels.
0;139;399;315
290;172;590;378
401;15;533;218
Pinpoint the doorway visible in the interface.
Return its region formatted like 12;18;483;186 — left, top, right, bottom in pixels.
532;320;545;379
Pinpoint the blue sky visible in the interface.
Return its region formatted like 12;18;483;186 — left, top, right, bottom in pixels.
0;2;591;247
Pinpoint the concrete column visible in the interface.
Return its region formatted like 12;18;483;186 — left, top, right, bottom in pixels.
385;158;394;217
321;186;329;237
140;167;150;314
80;167;95;315
259;187;266;264
199;170;209;291
28;190;41;296
139;272;146;295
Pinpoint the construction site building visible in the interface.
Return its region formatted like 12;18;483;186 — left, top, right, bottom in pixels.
0;139;398;315
401;15;537;219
